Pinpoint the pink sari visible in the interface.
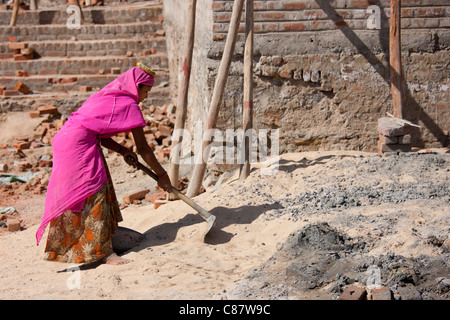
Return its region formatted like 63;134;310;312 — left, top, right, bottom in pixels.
36;67;154;245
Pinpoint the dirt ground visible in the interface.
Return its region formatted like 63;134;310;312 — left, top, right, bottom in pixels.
0;111;449;300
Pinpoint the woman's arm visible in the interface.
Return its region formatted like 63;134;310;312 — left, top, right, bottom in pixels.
100;137;127;155
131;126;172;191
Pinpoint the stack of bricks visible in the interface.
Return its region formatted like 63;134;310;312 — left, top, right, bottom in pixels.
377;117;412;156
9;42;34;61
0;105;64;201
112;103;175;162
1;42;34;97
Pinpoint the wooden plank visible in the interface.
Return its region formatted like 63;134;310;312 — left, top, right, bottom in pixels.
389;0;404;119
240;0;254;181
186;0;245;197
168;0;197;200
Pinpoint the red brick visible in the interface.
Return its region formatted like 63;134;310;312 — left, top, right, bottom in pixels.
33;185;46;195
379;134;398;145
259;12;286;21
13;53;34;61
398;134;412;145
283;2;307;10
79;85;92;92
123;189;150;204
38;160;53;167
7;219;21;232
58;77;77;84
370;287;392;300
17;161;32;170
350;0;376;7
15;70;28;77
378;141;411;155
145;191;166;204
38;105;59;115
339;285;367;300
377;117;412;137
14;142;31;150
2;90;20;97
15;135;29;143
8;42;28;50
15;82;30;94
155;124;173;139
282;22;306;31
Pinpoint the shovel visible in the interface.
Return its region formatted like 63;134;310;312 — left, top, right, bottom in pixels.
133;160;216;236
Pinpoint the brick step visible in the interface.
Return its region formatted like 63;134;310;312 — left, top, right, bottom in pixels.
0;36;166;57
0;54;168;75
0;2;163;26
0;71;170;93
0;86;172;112
1;20;164;42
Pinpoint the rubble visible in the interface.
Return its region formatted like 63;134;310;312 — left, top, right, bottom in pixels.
0;100;181;231
377;117;413;156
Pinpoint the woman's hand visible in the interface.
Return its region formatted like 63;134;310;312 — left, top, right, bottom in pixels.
157;173;172;193
123;150;138;168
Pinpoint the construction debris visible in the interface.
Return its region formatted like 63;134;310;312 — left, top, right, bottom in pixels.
377;117;413;156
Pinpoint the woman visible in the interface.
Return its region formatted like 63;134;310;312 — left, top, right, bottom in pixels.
36;63;172;265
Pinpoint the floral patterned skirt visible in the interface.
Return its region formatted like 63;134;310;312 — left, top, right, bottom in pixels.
44;150;123;264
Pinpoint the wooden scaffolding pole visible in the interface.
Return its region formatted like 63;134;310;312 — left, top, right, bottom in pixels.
239;0;254;181
186;0;245;198
168;0;197;200
389;0;404;119
10;0;20;27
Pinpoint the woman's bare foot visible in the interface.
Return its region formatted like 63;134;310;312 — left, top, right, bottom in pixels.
104;253;130;265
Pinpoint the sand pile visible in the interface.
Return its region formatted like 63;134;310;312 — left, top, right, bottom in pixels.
0;148;449;300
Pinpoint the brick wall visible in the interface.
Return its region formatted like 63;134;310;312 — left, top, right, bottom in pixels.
164;0;450;153
211;0;449;35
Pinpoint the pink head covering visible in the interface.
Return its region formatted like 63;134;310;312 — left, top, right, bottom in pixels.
68;66;154;137
35;66;154;245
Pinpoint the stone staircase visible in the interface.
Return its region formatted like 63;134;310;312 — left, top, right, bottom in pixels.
0;0;170;114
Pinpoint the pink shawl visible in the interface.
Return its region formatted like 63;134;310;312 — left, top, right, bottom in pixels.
36;67;154;245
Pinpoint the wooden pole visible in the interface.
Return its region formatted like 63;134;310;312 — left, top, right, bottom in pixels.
168;0;197;200
30;0;38;10
239;0;254;181
10;0;20;27
186;0;245;198
389;0;404;119
69;0;85;24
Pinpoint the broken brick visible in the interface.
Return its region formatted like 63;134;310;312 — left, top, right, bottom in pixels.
14;141;31;150
38;160;53;167
339;285;367;300
79;86;93;92
15;70;28;77
33;185;46;195
155;124;173;139
7;219;21;232
123;189;150;204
